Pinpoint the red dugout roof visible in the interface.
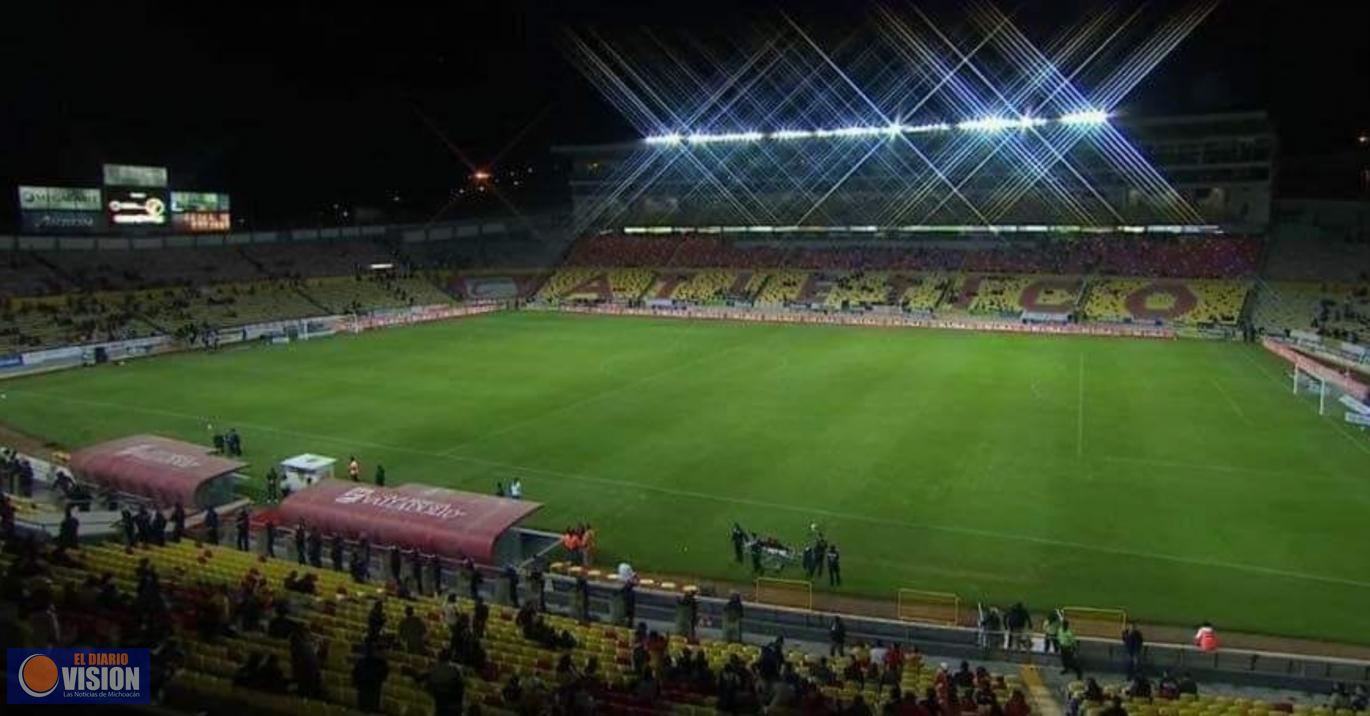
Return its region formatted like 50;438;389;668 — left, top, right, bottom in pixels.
69;434;247;508
275;479;542;563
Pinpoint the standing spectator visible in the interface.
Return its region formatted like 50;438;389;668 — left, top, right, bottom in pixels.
428;553;443;595
826;544;842;586
352;642;389;713
509;479;523;500
307;527;323;568
348;456;361;482
119;507;136;546
410;550;425;595
170;503;186;543
294;522;308;565
829;616;847;657
58;506;80;549
134;506;152;544
749;538;763;575
264;468;279;504
676;590;699;641
1043;610;1062;654
149;508;166;546
421;650;465;716
389;545;403;584
204;505;220;546
528;564;547;612
1;495;15;540
495;482;505;498
289;629;320;698
731;522;746;563
1059;620;1082;679
226;428;242;457
374;464;386;487
264;520;277;558
1006;602;1032;650
1122;623;1145;678
472;596;489;639
235;508;251;551
581;524;596;566
723;592;744;643
503;565;520;608
330;534;344;571
397;605;428;653
573;576;591;624
465;559;483;600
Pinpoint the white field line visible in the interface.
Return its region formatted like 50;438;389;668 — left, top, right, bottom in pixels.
1076;353;1086;458
1210;378;1250;423
7;388;1370;591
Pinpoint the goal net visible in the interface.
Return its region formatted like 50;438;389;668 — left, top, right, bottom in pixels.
1292;361;1368;424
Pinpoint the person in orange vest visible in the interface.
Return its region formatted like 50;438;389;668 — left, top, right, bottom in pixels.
563;528;582;565
1194;622;1219;652
581;524;596;566
348;456;360;482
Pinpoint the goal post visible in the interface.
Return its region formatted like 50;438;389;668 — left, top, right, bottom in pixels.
1059;606;1128;639
896;589;961;626
1292;362;1332;415
754;578;813;610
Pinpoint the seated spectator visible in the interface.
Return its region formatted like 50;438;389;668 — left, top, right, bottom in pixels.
1006;689;1032;716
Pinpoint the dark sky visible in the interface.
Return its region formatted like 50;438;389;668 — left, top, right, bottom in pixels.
2;0;1366;230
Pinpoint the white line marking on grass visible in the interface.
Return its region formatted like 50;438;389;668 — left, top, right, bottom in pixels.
12;387;1370;591
1210;378;1250;423
1076;353;1085;458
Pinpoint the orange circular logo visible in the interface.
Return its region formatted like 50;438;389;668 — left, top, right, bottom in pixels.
19;654;59;698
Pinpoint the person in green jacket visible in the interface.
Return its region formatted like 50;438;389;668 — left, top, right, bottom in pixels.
1058;620;1083;679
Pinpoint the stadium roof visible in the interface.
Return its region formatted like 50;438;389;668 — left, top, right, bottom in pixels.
275;480;542;564
69;434;246;508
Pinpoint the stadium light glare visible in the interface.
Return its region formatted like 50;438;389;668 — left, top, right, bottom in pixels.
1060;110;1110;125
644;133;683;145
642;112;1106;145
957;117;1013;132
686;131;764;144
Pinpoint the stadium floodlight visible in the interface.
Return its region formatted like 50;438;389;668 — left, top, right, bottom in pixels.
686;131;763;144
906;122;952;134
771;129;814;140
644;133;683;145
1059;110;1110;126
957;117;1014;132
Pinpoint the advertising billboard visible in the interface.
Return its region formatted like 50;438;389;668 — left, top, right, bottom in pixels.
103;164;169;188
172;212;231;232
18;186;103;211
21;210;106;234
106;189;169;226
171;191;231;213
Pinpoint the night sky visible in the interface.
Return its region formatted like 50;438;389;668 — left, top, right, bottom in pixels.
2;1;1366;231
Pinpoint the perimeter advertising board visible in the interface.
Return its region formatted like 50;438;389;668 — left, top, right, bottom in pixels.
17;186;107;234
170;191;232;232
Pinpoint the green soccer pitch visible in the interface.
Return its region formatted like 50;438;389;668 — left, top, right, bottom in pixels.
4;310;1369;642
